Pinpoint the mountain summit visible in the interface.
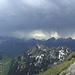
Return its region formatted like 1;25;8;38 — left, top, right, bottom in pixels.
8;44;71;75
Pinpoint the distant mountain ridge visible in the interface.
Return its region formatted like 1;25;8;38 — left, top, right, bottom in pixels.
0;36;74;57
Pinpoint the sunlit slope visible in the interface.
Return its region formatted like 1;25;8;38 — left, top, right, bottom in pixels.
38;52;75;75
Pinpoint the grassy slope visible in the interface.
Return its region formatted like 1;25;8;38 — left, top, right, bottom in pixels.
0;58;12;75
38;52;75;75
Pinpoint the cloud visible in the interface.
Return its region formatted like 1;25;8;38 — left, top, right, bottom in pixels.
0;0;75;39
72;34;75;39
12;30;60;40
21;0;59;14
21;0;54;9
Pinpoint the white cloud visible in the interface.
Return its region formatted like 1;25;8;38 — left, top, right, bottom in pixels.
70;34;75;39
50;31;60;38
30;30;60;40
30;30;49;40
12;30;60;40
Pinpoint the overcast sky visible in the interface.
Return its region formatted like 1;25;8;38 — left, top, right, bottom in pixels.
0;0;75;40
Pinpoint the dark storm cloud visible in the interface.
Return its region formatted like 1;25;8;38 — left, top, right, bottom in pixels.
0;0;75;39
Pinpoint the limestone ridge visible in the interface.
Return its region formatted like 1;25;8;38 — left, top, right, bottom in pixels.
8;44;71;75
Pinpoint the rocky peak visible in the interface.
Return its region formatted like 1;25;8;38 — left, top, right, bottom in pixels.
36;44;45;50
8;44;71;75
57;46;71;61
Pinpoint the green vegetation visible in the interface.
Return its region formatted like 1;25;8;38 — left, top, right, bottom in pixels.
0;58;12;75
66;52;75;61
38;52;75;75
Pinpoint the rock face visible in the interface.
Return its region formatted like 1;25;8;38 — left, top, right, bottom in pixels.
8;44;71;75
58;47;70;61
60;62;75;75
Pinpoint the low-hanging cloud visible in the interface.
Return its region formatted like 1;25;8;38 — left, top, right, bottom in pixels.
12;30;60;40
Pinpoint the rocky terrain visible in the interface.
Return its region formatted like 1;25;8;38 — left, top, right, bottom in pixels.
60;62;75;75
8;44;71;75
39;52;75;75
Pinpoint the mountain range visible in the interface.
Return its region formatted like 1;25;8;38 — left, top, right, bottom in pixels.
0;36;74;57
0;36;75;75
